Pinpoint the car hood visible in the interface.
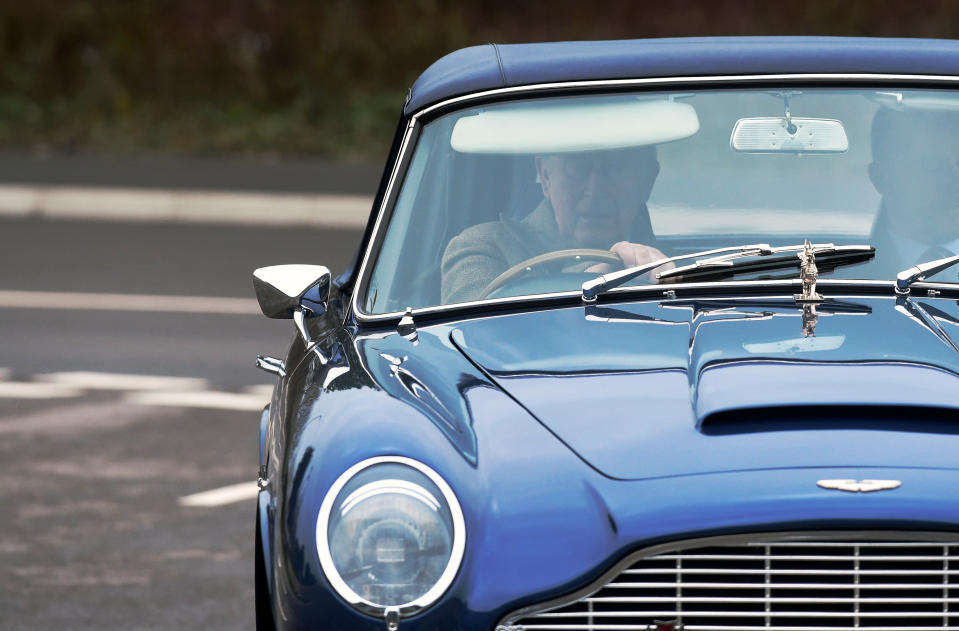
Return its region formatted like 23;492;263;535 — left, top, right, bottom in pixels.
448;295;959;480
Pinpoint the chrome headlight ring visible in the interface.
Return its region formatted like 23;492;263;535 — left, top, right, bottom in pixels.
316;456;467;620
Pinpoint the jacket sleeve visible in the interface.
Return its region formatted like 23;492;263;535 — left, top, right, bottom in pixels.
440;223;512;305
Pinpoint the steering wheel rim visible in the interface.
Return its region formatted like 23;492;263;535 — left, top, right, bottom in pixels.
480;248;622;299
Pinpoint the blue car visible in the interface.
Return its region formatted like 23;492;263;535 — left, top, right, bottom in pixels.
252;37;959;631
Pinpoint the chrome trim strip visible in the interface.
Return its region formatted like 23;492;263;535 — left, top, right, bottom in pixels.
498;530;959;628
415;73;959;121
315;455;466;619
349;118;419;322
360;278;908;325
350;73;959;325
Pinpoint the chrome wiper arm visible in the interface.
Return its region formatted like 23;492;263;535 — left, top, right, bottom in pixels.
581;243;773;302
656;243;829;279
895;253;959;295
656;243;875;282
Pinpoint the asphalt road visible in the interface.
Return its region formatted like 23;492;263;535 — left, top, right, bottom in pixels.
0;215;364;630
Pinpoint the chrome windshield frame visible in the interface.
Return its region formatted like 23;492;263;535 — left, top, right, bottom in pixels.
350;73;959;326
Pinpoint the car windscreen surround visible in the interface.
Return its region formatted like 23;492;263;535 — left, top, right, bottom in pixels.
350;74;959;325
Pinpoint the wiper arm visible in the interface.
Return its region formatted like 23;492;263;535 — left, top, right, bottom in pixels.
895;253;959;295
657;243;874;282
582;243;774;302
581;242;874;302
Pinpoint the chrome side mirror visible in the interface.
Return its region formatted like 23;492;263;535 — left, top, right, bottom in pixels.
253;264;331;319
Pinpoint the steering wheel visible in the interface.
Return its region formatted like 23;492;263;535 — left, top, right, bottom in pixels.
480;248;622;299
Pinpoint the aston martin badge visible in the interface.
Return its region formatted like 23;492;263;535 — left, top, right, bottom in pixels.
817;479;902;493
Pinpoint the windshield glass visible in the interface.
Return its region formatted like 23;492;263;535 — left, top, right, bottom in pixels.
361;88;959;315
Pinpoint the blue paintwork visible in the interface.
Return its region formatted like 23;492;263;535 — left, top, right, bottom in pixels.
408;37;959;114
451;297;959;480
262;289;959;630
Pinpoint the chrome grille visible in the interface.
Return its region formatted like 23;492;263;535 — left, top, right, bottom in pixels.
504;533;959;631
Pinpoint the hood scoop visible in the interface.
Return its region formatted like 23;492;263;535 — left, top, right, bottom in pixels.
693;360;959;422
701;404;959;436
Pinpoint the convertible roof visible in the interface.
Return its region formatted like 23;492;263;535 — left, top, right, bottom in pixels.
406;36;959;114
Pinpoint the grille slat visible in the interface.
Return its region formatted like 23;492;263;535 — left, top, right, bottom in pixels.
623;568;959;575
604;583;954;590
516;627;959;631
537;608;959;616
579;597;959;604
656;555;959;562
507;534;959;631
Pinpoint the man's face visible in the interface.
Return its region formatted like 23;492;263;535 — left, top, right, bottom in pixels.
536;146;660;249
870;113;959;241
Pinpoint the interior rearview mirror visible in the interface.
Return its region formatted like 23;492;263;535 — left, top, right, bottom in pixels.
730;117;848;153
252;264;331;319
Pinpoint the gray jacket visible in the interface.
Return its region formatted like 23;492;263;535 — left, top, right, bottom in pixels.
441;200;655;304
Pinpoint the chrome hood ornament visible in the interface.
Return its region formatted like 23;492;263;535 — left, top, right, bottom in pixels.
795;240;824;304
817;479;902;493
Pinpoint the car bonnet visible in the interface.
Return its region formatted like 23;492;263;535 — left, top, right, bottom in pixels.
448;295;959;480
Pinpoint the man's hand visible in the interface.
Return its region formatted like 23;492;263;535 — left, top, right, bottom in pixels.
609;241;670;268
585;241;677;281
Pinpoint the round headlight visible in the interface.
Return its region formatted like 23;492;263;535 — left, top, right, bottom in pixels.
316;456;466;617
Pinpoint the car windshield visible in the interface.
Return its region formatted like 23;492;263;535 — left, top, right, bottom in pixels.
360;87;959;315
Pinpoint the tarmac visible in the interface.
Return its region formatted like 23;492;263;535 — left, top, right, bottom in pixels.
0;151;381;228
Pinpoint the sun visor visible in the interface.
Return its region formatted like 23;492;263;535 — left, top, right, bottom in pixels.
450;99;700;154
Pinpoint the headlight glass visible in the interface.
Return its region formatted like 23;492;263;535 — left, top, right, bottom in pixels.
317;457;465;614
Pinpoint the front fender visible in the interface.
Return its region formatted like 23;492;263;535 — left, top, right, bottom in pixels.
258;405;274;601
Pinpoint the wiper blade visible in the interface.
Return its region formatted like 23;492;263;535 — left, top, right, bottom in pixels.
582;243;774;301
657;243;875;282
581;242;874;302
895;253;959;295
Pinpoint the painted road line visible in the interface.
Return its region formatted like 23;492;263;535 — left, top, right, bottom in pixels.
0;290;259;315
0;401;182;436
124;390;269;411
178;481;259;507
0;382;83;399
37;371;208;391
244;384;276;398
0;185;371;229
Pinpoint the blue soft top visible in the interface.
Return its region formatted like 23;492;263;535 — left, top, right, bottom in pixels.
407;36;959;114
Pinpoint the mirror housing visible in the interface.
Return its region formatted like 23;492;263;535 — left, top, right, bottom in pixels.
253;264;331;319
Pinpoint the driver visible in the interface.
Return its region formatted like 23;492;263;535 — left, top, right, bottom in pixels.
868;106;959;273
441;145;669;303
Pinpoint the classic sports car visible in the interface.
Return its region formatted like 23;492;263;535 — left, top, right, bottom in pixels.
252;37;959;631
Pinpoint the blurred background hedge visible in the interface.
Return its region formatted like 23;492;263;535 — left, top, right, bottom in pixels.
2;0;958;160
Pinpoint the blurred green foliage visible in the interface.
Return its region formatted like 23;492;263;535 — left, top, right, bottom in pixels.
1;0;957;159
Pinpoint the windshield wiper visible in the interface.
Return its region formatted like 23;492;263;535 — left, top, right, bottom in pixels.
657;243;875;283
581;242;875;302
895;253;959;295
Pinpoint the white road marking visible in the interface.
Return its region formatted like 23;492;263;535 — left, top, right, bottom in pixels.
244;384;275;398
0;290;259;315
0;401;181;435
178;481;259;507
0;382;84;399
36;371;209;391
0;184;371;228
124;390;269;411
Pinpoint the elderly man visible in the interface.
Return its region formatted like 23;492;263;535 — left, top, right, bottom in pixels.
868;106;959;274
441;145;668;303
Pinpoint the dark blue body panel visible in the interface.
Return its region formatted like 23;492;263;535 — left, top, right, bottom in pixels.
408;37;959;114
451;296;959;480
262;291;959;630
